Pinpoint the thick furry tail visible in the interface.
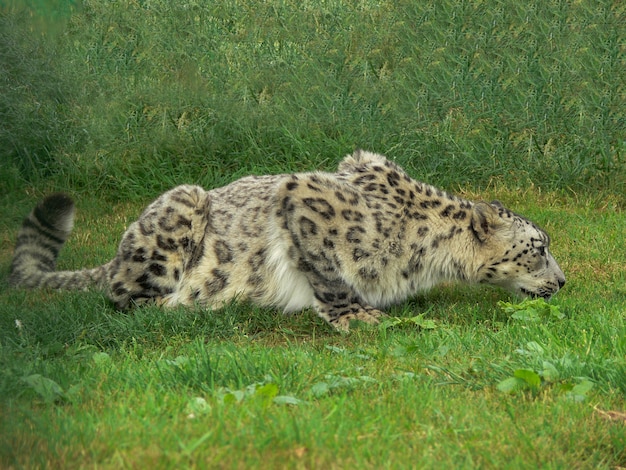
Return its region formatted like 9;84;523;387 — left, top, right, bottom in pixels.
9;193;110;290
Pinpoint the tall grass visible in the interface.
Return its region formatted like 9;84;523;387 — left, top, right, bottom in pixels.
0;0;624;199
0;8;78;178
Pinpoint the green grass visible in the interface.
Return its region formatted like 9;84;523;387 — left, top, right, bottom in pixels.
1;0;625;468
1;190;624;469
1;0;624;197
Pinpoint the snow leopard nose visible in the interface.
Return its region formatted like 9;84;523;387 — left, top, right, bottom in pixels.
558;278;566;289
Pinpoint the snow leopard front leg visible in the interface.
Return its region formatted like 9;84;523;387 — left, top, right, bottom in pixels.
275;176;385;331
304;266;385;331
107;185;211;309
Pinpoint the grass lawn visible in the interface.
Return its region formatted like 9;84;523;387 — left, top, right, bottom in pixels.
1;0;625;468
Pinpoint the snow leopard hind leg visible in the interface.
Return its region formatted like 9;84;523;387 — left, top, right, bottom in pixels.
106;185;211;309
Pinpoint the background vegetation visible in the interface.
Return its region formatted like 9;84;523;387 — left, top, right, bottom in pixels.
1;0;624;198
0;0;624;468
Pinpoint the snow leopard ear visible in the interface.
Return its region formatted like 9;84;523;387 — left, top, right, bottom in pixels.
470;202;508;243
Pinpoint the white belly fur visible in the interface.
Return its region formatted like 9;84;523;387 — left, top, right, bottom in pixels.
264;233;316;312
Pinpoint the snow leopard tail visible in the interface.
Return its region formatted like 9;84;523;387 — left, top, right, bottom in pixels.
9;193;111;290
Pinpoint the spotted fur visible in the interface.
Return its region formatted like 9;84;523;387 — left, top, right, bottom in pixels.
9;150;566;331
